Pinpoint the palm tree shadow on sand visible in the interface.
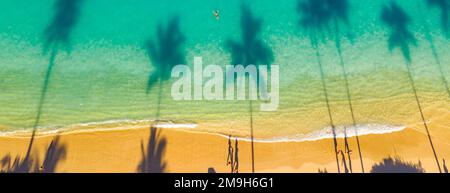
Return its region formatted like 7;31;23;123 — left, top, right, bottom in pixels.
40;135;67;173
381;1;442;173
297;0;341;173
225;3;274;173
370;157;425;173
137;127;167;173
0;135;67;173
10;0;82;173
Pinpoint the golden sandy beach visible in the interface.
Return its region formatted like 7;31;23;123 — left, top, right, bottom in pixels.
1;117;449;173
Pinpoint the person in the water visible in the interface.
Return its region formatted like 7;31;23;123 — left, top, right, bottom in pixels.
213;10;219;20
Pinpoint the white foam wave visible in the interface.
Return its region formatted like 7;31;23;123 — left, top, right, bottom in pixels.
217;123;406;143
0;119;404;143
0;119;197;137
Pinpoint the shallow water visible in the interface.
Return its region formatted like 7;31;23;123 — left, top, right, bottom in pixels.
0;0;449;140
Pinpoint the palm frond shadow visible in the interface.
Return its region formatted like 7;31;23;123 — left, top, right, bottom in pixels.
371;157;425;173
426;0;450;37
40;135;67;173
145;16;186;122
381;1;417;63
0;135;67;173
381;1;442;172
0;154;39;173
43;0;83;54
137;127;167;173
145;16;186;94
297;0;333;48
225;3;274;173
226;4;274;69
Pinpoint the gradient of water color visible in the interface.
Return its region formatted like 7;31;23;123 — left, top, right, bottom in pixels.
0;0;448;141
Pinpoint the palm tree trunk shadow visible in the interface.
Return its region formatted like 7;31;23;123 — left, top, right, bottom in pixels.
155;79;164;122
423;25;450;98
225;3;274;173
144;78;165;173
334;35;365;173
315;48;340;173
339;150;349;173
9;0;83;173
22;48;59;173
381;1;442;172
138;78;167;173
344;128;353;173
404;60;442;172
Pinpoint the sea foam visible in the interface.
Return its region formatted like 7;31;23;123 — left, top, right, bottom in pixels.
216;123;406;143
0;118;405;143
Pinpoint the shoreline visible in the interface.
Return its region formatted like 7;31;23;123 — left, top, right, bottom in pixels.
0;121;407;143
1;124;449;173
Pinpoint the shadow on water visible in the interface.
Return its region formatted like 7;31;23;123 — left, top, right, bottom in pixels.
0;135;67;173
426;0;450;37
328;0;350;24
297;0;332;48
145;16;186;120
421;2;450;98
137;127;167;173
19;0;82;173
225;3;274;173
381;1;417;62
424;28;450;98
43;0;83;54
297;0;340;173
370;157;425;173
381;1;442;173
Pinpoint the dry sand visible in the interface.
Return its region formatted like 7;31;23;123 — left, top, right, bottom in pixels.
1;123;449;173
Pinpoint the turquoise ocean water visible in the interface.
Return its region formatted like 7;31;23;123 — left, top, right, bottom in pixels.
0;0;448;140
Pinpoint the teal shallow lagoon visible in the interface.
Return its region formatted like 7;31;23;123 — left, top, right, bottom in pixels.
0;0;448;140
